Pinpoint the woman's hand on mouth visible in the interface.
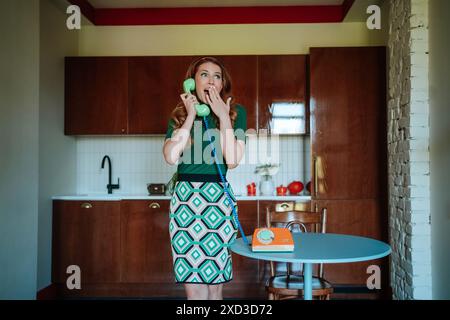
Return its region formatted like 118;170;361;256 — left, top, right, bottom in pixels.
205;86;231;120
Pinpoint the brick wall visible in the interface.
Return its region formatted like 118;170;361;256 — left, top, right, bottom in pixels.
388;0;432;299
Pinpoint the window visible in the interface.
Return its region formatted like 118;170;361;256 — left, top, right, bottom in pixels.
269;102;306;134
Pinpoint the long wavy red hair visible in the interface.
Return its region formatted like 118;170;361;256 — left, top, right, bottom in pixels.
170;57;237;130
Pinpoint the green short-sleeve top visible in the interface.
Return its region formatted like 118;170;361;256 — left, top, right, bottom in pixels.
165;104;247;177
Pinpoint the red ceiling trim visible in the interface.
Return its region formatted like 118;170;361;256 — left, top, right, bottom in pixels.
94;6;343;25
342;0;356;19
68;0;95;24
70;1;356;26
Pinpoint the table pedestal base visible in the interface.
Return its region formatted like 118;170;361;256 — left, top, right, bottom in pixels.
304;263;312;300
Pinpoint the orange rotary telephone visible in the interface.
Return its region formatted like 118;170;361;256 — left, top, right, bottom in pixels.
252;228;294;252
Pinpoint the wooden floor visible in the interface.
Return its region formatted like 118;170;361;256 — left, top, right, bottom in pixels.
39;283;389;300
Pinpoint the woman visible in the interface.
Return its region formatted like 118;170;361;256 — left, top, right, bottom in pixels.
163;57;247;300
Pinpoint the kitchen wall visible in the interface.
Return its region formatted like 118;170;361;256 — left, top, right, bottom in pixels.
429;0;450;300
38;0;79;293
76;135;311;196
0;0;79;299
0;0;40;299
77;21;385;56
388;0;432;300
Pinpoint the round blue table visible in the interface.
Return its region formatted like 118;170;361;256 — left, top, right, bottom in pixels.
230;233;391;300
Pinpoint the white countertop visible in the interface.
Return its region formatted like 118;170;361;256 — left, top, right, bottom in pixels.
52;194;311;201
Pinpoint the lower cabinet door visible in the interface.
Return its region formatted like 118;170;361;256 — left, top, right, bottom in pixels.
225;200;263;297
52;200;121;284
120;200;173;283
230;201;259;284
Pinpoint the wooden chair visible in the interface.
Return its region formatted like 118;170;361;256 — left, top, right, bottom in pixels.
265;203;334;300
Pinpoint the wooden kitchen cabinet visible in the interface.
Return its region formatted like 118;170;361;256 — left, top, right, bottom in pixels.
219;56;257;132
121;199;260;285
52;200;121;283
308;47;389;297
65;55;256;135
65;57;128;135
231;201;258;284
258;55;308;133
128;55;257;134
312;199;389;289
225;200;265;298
64;55;309;136
310;47;387;200
257;200;313;284
120;200;173;283
257;200;274;228
128;56;195;134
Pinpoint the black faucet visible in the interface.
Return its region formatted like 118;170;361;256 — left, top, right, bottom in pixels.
101;155;120;194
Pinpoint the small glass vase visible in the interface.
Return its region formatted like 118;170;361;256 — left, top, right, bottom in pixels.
259;176;275;196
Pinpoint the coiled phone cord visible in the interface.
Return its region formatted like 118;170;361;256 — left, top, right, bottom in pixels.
202;117;250;247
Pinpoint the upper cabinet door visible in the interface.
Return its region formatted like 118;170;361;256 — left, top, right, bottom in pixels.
128;56;195;134
65;57;128;135
310;47;387;200
258;55;307;134
218;56;257;133
129;56;256;134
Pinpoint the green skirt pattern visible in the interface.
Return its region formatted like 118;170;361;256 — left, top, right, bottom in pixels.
169;181;238;284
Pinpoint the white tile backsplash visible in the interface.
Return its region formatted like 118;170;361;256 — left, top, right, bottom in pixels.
76;135;311;195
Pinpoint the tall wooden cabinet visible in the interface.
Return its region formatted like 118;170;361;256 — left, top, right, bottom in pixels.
310;47;389;287
313;199;389;287
310;47;387;200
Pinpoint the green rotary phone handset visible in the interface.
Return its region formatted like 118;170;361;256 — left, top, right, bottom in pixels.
182;78;211;117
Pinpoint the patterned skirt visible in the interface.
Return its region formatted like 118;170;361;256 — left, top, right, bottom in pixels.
169;181;238;284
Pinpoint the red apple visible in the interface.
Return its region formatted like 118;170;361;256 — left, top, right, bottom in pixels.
287;181;304;195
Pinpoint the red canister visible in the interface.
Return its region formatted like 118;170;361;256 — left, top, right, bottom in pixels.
276;185;288;196
247;182;256;196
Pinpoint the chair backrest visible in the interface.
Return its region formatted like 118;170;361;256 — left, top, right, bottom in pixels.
266;203;328;277
266;204;327;234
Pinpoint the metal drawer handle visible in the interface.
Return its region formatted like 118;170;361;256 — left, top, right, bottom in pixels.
149;202;160;209
81;203;92;209
280;203;290;208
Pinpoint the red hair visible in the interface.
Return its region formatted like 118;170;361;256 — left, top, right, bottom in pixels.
170;56;237;130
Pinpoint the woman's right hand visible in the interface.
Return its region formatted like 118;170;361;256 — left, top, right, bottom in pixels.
180;93;198;117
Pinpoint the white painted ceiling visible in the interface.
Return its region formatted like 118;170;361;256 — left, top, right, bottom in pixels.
88;0;345;8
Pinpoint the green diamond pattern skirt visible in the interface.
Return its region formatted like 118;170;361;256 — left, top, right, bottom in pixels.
169;181;238;284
